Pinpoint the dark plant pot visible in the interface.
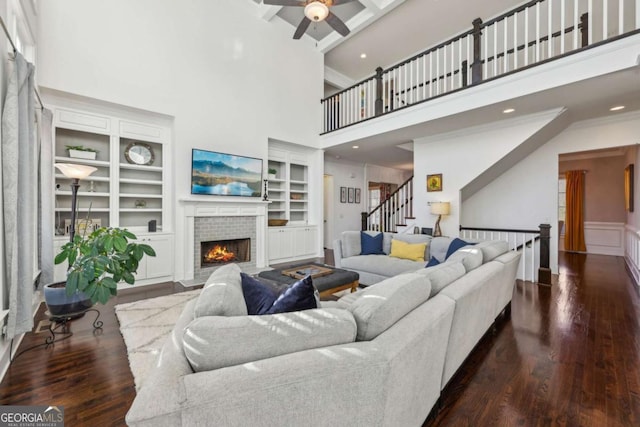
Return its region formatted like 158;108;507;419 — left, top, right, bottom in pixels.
44;281;93;317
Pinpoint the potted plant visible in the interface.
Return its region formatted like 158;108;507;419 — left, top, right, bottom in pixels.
66;145;99;160
268;168;277;180
45;227;156;314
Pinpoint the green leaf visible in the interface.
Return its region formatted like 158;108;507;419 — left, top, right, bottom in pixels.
95;285;109;305
113;236;127;252
78;274;89;292
102;277;117;289
140;244;156;257
122;271;135;284
54;250;68;265
66;271;80;295
104;236;113;252
122;229;136;240
133;246;143;261
68;249;77;266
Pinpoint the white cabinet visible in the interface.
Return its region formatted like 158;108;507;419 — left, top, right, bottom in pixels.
121;234;174;288
268;226;318;263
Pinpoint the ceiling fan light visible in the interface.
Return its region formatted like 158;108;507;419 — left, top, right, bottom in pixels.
304;1;329;22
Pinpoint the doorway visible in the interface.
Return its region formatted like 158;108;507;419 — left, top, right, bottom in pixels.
323;174;334;249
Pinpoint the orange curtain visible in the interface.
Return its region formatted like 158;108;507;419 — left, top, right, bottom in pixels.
564;170;586;252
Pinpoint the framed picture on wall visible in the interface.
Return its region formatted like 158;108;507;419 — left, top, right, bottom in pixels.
348;187;355;203
427;174;442;192
340;187;347;203
625;164;634;212
355;188;361;204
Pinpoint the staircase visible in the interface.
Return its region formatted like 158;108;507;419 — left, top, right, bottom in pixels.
361;176;414;232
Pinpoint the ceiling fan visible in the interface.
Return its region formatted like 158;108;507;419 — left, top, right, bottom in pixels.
263;0;357;40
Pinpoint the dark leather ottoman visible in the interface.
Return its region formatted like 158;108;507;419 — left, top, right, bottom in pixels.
258;263;359;297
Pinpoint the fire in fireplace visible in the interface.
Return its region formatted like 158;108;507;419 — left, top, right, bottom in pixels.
201;238;250;267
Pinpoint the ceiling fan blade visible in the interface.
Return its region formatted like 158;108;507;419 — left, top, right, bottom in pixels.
263;0;306;6
293;16;312;39
325;11;350;37
330;0;359;5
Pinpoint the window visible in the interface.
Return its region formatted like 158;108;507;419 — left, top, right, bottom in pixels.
558;177;566;235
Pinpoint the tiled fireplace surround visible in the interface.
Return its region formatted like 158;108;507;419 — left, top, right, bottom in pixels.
181;199;269;283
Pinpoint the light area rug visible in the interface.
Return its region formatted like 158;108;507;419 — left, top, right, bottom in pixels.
115;290;200;391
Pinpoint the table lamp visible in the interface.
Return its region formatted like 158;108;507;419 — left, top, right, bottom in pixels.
430;202;450;237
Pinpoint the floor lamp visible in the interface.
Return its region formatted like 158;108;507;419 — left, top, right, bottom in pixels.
54;163;97;242
430;202;450;237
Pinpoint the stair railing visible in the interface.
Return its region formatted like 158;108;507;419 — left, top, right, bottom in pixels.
459;224;551;285
362;176;413;233
322;0;639;133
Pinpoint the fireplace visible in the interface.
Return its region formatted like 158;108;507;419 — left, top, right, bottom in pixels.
201;238;250;267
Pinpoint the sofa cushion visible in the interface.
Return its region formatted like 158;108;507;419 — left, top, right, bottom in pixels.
341;231;362;258
474;240;509;263
348;273;432;341
414;260;466;296
341;254;424;278
361;231;385;255
240;273;278;315
389;239;427;262
266;275;318;314
430;237;452;262
183;308;357;372
194;263;247;318
445;238;474;259
446;246;483;272
337;291;363;307
392;234;432;260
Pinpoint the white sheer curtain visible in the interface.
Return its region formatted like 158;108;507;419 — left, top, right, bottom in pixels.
2;52;36;338
40;109;54;287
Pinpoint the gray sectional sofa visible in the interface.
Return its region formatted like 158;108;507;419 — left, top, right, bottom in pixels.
334;231;451;285
126;239;520;427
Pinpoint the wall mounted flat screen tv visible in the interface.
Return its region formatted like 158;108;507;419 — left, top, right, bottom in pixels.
191;149;262;197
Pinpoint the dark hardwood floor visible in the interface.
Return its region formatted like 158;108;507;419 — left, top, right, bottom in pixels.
1;252;639;426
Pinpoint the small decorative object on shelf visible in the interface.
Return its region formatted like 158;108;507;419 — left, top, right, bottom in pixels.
125;141;155;165
263;179;269;201
134;199;147;208
268;168;277;180
88;180;96;192
66;145;98;160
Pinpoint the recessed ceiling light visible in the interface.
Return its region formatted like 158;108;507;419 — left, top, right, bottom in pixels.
503;108;515;114
360;53;367;59
610;105;625;111
352;145;359;149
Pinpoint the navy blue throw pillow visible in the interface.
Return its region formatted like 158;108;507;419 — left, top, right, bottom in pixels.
360;232;384;255
425;256;440;268
445;238;474;260
267;275;318;314
240;273;278;315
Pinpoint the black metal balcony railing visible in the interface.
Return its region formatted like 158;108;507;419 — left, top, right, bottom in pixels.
322;0;640;134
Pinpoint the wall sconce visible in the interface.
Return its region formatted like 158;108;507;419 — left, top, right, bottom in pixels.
430;202;450;237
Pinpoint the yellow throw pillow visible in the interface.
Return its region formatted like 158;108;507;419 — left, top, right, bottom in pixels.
389;239;426;262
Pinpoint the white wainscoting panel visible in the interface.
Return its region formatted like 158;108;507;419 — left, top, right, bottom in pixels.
625;225;640;286
584;221;625;256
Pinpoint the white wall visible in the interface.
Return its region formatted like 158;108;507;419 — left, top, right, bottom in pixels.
324;159;365;246
462;110;640;273
37;0;324;280
626;145;640;229
413;109;566;237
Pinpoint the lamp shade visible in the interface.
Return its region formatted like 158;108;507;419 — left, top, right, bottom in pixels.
55;163;97;180
305;1;329;22
430;202;450;216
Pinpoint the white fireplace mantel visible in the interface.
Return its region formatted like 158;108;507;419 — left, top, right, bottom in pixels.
179;197;269;282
